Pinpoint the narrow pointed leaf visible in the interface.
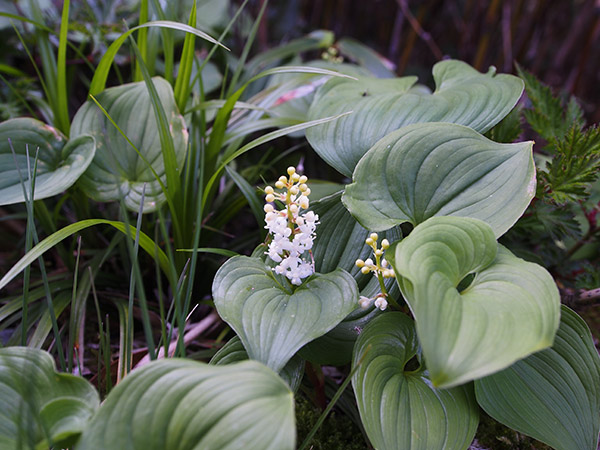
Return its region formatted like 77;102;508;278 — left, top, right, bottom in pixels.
76;359;295;450
388;216;560;388
343;122;535;237
0;118;95;205
475;306;600;450
352;312;479;450
71;77;187;212
0;219;169;291
210;335;305;392
212;256;358;372
307;59;524;176
0;347;99;449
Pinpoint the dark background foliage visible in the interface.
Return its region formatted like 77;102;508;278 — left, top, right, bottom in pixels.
250;0;600;122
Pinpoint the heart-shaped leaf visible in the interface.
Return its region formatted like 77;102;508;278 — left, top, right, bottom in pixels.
212;256;358;372
352;312;479;450
0;118;95;205
388;216;560;388
343;122;535;238
76;359;295;450
71;77;187;212
0;347;99;449
306;59;523;176
210;335;305;392
475;306;600;450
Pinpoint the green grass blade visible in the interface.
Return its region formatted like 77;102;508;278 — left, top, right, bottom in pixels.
173;0;197;111
89;21;228;96
202;111;352;211
67;236;82;372
27;0;61;131
56;0;71;135
134;0;149;82
176;248;239;257
0;219;170;291
225;166;265;237
149;0;174;83
127;36;184;247
227;0;269;96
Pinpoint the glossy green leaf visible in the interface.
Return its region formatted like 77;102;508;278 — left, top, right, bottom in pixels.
352;312;479;450
306;59;523;176
71;77;187;212
388;216;560;388
0;347;99;449
76;359;295;450
343;122;535;237
0;118;95;205
210;335;305;392
475;306;600;450
212;256;358;372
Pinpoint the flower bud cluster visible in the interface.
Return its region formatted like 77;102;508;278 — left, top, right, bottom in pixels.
355;233;395;311
355;234;395;279
264;167;318;285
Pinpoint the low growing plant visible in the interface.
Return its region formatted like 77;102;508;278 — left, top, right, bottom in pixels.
0;2;599;449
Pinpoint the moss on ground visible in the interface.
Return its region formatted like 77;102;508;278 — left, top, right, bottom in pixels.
295;395;368;449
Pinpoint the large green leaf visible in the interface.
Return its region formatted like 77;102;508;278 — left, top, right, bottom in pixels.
342;122;535;238
306;59;524;176
210;335;305;392
76;359;295;450
71;77;187;212
475;306;600;450
0;347;99;449
0;118;95;205
352;312;479;450
212;256;358;372
388;216;560;388
299;192;400;366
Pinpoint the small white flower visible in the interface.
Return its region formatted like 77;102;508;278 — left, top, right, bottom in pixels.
374;298;388;311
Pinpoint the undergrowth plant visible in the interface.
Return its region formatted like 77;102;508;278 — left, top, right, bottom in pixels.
0;1;599;449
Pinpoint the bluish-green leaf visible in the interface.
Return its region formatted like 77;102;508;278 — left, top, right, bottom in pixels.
475;306;600;450
352;312;479;450
76;359;295;450
0;347;99;449
307;59;524;176
0;118;95;205
388;216;560;388
212;256;358;372
343;122;535;238
71;77;187;212
210;335;304;392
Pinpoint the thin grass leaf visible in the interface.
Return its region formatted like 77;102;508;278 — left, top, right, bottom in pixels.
0;219;170;291
89;21;228;96
225;166;265;237
56;0;71;135
148;0;174;83
176;248;238;257
227;0;269;96
127;36;184;250
134;0;149;82
173;0;197;111
202;111;352;211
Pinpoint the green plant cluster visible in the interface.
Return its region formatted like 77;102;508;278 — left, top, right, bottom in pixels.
0;1;599;450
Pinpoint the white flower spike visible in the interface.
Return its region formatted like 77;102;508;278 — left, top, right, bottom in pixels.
264;167;319;285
